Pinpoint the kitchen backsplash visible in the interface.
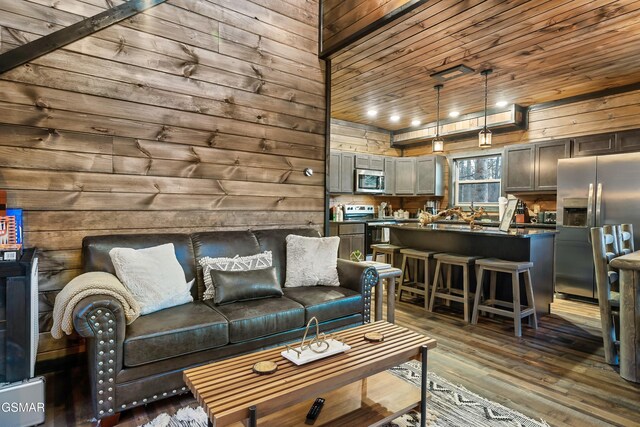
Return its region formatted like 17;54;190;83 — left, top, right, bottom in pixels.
330;193;557;219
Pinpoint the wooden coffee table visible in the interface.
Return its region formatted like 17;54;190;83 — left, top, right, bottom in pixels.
184;321;436;427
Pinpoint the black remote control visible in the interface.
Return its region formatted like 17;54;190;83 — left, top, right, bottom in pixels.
305;397;325;425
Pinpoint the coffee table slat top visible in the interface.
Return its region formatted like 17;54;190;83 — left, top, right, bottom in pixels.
183;321;436;427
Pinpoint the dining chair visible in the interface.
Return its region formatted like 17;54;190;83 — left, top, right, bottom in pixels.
616;224;634;255
590;226;621;365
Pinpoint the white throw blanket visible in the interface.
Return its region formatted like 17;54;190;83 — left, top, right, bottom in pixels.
51;271;141;339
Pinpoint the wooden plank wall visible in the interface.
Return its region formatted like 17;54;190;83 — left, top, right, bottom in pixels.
0;0;325;363
405;89;640;208
322;0;414;54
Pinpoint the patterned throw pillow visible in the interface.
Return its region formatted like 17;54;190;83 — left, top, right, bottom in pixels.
198;251;272;300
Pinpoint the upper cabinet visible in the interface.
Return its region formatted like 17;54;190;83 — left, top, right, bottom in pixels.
573;133;616;157
329;151;355;193
504;139;570;192
535;140;571;190
617;129;640;153
394;158;416;195
331;152;445;196
384;157;396;195
354;154;384;171
503;145;535;192
573;130;640;156
416;156;446;196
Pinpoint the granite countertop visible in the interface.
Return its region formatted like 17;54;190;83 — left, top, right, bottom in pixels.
329;219;555;229
389;222;558;238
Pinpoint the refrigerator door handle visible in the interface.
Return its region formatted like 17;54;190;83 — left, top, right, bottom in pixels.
587;183;594;226
595;182;603;226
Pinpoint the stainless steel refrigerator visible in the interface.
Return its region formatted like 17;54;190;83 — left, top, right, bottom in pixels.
556;152;640;298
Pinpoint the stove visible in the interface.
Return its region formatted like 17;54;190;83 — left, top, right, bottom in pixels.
343;205;375;221
343;205;396;256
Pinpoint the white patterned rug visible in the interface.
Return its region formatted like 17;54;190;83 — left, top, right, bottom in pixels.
142;360;548;427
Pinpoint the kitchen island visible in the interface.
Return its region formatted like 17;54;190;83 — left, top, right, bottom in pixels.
390;223;557;315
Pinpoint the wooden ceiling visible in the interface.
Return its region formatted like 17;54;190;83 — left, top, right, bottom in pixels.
330;0;640;131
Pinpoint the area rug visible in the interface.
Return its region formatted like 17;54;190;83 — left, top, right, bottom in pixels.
141;360;548;427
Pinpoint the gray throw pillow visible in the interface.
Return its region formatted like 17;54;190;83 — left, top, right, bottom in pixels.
198;251;272;301
284;235;340;287
209;266;282;305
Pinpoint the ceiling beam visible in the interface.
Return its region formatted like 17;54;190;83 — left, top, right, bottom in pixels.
0;0;168;75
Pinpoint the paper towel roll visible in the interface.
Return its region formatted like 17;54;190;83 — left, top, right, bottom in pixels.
498;197;508;221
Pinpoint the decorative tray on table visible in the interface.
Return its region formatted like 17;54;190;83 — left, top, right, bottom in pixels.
281;317;350;365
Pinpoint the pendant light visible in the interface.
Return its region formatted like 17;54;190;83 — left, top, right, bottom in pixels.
479;69;493;148
432;84;444;153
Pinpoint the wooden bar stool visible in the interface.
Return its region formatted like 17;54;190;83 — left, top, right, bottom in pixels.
397;248;437;310
371;243;405;266
471;258;538;337
428;253;481;322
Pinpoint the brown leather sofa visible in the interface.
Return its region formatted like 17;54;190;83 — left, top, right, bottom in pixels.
72;228;378;421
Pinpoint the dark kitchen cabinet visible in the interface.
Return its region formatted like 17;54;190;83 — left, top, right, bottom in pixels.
504;140;569;192
573;133;616;157
534;139;571;191
395;158;416;195
355;154;384;171
617;129;640;153
384;157;395;195
329;151;354;193
416;155;445;196
329;223;365;260
503;145;535;192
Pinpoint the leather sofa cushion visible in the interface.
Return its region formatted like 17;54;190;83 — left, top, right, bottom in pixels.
123;301;228;367
210;267;283;305
207;297;304;343
82;233;198;298
252;228;320;287
283;287;363;323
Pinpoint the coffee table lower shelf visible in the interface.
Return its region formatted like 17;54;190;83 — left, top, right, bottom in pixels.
184;321;436;427
228;370;421;427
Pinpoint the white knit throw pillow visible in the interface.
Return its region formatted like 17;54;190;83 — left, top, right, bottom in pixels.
109;243;193;315
284;235;340;287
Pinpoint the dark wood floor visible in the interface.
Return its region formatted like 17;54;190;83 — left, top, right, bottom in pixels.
44;297;640;427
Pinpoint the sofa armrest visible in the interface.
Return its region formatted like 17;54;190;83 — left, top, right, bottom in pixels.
337;259;378;323
73;296;126;419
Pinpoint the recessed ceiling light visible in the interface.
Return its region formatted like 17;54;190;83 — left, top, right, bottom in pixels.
449;111;460;118
411;119;421;126
367;109;378;117
496;101;508;108
390;115;400;122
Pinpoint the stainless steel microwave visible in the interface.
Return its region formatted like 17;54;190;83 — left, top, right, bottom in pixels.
355;169;385;194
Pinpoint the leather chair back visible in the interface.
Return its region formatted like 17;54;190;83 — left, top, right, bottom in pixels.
82;234;198;298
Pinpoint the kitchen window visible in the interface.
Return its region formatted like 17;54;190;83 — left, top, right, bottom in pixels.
453;154;502;206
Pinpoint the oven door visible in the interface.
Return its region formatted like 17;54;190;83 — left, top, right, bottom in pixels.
355;169;385;194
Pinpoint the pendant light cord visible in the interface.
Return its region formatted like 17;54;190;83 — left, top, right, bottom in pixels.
483;72;488;130
436;86;440;137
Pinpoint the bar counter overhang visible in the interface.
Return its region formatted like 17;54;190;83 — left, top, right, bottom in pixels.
389;223;557;315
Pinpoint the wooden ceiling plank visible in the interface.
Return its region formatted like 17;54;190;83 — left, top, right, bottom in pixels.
332;0;535;79
330;0;640;128
331;0;582;87
332;16;640;117
332;0;625;96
